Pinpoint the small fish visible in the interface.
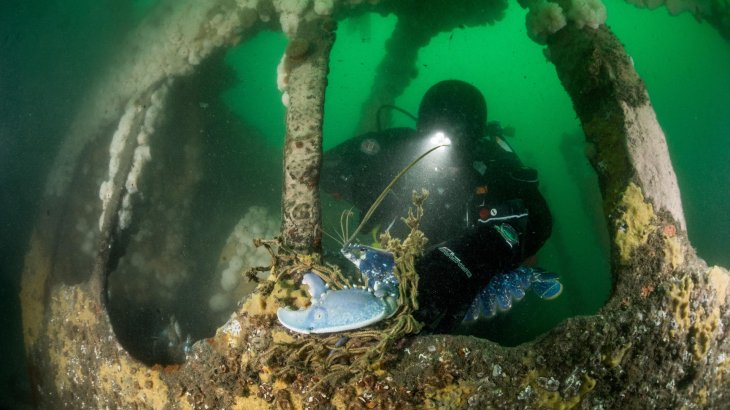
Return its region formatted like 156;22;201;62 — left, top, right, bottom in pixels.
327;335;350;358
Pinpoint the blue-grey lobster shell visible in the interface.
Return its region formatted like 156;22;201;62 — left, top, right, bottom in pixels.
277;244;400;334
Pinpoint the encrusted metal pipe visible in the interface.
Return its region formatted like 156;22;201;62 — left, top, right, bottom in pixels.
280;20;336;255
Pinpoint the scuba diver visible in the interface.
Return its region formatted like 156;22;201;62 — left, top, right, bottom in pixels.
321;80;553;333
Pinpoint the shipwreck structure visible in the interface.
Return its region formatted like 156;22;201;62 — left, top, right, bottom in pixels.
20;0;729;408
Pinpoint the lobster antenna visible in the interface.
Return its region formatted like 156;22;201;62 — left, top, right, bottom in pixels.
319;225;344;247
340;207;355;246
344;143;448;245
319;207;356;247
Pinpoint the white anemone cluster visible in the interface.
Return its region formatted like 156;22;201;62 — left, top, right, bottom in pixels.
567;0;608;30
98;101;138;230
274;0;310;37
46;1;249;198
314;0;335;15
526;0;568;44
272;0;337;37
114;223;191;304
98;84;169;231
525;0;607;45
208;206;280;312
76;215;97;257
277;54;291;107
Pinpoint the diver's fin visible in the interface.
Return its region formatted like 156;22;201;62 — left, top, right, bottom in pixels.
502;272;527;301
461;266;563;324
527;267;563;300
531;270;560;282
531;279;563;300
463;285;498;322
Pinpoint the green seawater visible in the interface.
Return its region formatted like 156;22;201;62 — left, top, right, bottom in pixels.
1;0;729;405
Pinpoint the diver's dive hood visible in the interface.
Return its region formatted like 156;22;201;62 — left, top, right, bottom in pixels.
416;80;487;149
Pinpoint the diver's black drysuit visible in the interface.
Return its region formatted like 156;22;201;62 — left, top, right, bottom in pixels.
321;81;552;333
